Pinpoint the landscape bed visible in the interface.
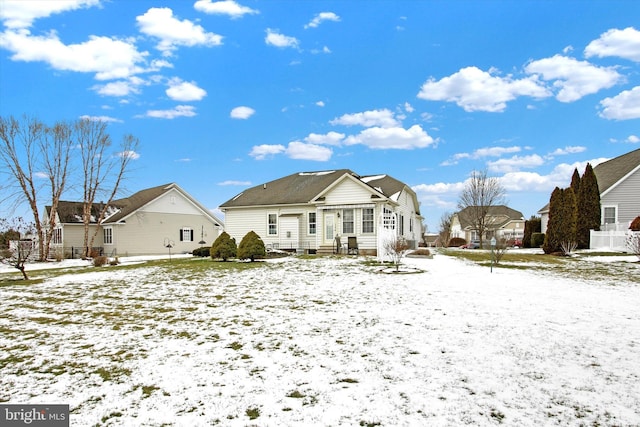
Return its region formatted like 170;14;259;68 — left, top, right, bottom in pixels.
1;251;639;426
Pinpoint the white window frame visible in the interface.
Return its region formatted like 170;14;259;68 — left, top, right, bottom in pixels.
308;212;316;235
103;227;113;245
180;227;194;242
268;213;278;235
362;208;374;234
342;209;354;234
602;205;617;225
52;227;63;245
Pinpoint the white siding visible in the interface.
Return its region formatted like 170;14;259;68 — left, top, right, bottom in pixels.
324;178;374;205
114;211;220;255
141;189;204;215
224;205;316;251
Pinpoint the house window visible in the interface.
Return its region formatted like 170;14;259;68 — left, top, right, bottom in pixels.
180;227;194;242
603;206;617;224
308;212;316;235
342;209;354;234
383;207;395;229
410;217;414;233
52;228;62;245
399;214;405;235
268;214;277;235
362;208;374;233
103;227;113;245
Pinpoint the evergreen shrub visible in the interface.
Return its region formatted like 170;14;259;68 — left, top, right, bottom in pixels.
211;232;237;261
237;231;266;261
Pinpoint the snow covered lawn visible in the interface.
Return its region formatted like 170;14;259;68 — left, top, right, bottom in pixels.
1;253;639;426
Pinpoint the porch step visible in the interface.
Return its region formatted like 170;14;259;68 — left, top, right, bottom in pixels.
316;244;337;255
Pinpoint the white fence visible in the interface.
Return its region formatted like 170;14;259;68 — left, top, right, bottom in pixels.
590;230;628;251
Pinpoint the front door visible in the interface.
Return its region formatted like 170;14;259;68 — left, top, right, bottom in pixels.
324;214;335;244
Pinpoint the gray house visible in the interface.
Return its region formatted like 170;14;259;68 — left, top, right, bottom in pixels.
220;170;423;256
538;148;640;250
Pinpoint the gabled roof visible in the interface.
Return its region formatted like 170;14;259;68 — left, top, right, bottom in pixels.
593;147;640;195
455;205;524;229
49;183;223;226
220;170;413;209
537;148;640;214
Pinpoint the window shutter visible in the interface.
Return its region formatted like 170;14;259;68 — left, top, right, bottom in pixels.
190;229;194;241
179;229;184;241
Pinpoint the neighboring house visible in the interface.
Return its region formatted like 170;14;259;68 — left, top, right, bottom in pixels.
44;183;224;258
538;148;640;250
450;205;525;245
219;170;424;256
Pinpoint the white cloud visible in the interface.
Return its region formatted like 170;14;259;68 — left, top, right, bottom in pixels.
230;106;255;119
404;102;414;113
627;135;640;143
249;144;285;160
218;180;252;186
330;109;400;128
525;55;621;102
0;0;99;29
412;182;466;195
344;125;435;150
304;12;340;29
79;115;123;123
286;141;332;161
443;146;523;165
265;29;299;49
487;154;545;173
144;105;197;119
550;146;586;156
304;131;345;146
311;46;331;54
117;150;140;160
136;7;223;55
599;86;640;120
315;101;325;107
417;66;550;112
166;78;206;101
193;0;258;19
0;29;146;80
585;27;640;62
92;78;145;97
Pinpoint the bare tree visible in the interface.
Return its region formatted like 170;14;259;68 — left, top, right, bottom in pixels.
0;115;47;260
383;235;411;272
40;121;74;260
438;211;453;247
457;169;506;249
0;217;35;280
76;118;139;258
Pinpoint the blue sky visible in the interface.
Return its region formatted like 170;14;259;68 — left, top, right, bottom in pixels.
1;0;639;231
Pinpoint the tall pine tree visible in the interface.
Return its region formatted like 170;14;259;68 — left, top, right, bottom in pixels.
543;187;563;254
576;163;601;249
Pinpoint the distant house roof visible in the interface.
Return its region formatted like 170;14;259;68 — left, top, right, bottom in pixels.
455;205;524;230
48;183;222;225
537;147;640;214
220;170;416;210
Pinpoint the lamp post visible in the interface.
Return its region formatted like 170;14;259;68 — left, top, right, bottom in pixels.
490;237;496;273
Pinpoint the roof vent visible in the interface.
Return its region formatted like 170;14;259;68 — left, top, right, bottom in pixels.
263;183;267;189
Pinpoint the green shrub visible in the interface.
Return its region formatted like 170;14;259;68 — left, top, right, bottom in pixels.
237;231;266;262
531;232;545;248
210;232;237;261
192;247;210;257
448;237;466;247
